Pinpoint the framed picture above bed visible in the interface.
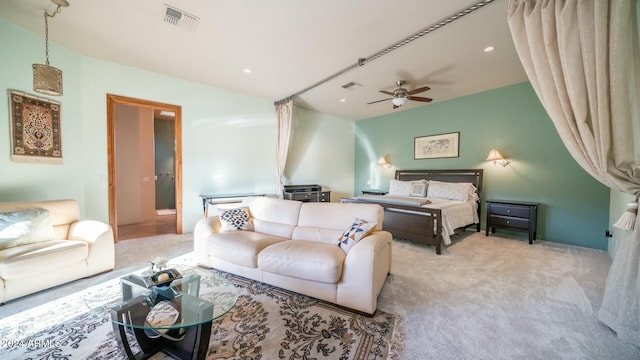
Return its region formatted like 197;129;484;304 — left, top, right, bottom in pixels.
414;132;459;159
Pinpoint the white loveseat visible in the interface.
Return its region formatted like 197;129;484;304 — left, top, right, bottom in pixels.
194;197;392;314
0;199;115;303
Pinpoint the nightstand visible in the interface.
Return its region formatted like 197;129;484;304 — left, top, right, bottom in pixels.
361;189;388;195
485;200;538;244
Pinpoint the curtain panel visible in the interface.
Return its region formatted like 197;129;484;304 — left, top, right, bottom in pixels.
507;0;640;347
275;100;294;199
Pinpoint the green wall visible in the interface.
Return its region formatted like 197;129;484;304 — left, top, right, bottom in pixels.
0;19;354;232
355;82;610;250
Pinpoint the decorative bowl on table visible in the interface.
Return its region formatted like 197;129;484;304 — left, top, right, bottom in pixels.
149;268;182;288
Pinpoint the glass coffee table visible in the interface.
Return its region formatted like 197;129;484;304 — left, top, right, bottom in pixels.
84;265;237;360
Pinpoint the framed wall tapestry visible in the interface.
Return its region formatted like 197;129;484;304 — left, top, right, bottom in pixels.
8;90;62;164
414;131;459;159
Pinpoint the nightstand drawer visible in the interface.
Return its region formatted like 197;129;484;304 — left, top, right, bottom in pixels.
486;199;539;244
291;193;314;201
318;191;330;202
489;216;529;230
489;204;529;218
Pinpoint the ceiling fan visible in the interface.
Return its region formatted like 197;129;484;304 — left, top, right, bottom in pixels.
367;80;433;109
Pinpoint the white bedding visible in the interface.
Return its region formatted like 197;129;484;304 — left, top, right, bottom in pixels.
356;195;478;246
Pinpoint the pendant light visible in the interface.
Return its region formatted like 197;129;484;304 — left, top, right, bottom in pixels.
33;0;70;96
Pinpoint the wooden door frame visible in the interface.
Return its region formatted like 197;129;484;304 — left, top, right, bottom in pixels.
107;94;183;241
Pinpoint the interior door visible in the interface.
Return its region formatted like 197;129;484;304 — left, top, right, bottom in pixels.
154;117;176;210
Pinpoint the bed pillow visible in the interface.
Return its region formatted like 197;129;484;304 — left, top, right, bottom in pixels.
338;217;377;254
427;181;476;202
409;180;428;197
0;209;56;250
387;180;412;196
219;207;254;232
389;179;428;197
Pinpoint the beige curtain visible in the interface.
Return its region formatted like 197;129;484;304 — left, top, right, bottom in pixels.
275;99;294;199
507;0;640;347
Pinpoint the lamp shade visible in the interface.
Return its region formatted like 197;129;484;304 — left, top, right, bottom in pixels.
33;64;63;96
391;97;407;106
486;149;504;161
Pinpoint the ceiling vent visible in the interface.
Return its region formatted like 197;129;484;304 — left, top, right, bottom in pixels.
341;81;362;90
164;4;199;32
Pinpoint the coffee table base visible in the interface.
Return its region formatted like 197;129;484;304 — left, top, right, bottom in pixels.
111;306;212;360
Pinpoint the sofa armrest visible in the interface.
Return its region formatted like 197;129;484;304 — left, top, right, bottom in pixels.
337;230;392;314
194;216;222;265
194;216;222;241
68;220;115;274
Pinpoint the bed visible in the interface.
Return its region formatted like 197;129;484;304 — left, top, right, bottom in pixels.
342;169;483;254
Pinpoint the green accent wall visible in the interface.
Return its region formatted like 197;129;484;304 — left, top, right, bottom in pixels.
355;82;610;250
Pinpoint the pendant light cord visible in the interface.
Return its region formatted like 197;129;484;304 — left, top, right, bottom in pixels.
43;4;64;66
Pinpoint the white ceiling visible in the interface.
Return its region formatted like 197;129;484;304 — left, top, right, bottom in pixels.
0;0;528;120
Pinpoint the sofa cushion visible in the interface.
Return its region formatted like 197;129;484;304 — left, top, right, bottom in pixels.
258;240;345;284
0;240;88;279
0;210;56;250
291;226;343;245
206;231;288;268
219;207;253;232
242;197;302;238
338;217;377;254
293;203;383;244
0;199;80;240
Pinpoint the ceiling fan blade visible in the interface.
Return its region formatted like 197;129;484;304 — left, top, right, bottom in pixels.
408;96;433;103
379;90;395;96
367;98;392;105
408;86;431;95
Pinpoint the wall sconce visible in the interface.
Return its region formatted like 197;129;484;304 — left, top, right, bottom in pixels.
486;149;511;167
377;156;392;169
33;0;70;96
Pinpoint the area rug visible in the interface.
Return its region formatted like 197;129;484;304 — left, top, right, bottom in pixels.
0;256;403;360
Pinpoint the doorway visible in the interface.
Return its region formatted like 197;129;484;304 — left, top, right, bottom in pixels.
107;94;183;241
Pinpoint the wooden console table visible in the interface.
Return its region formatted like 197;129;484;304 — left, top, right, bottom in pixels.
199;193;265;217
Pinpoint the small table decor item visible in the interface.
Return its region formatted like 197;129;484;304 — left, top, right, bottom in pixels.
7;90;62;164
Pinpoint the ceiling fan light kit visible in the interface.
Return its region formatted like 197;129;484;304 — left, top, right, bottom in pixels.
368;80;433;109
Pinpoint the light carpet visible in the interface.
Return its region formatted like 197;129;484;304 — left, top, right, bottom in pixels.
1;231;639;359
377;231;640;359
0;253;403;360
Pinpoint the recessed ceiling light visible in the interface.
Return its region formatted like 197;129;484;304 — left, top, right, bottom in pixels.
340;98;346;103
243;68;252;74
484;46;495;53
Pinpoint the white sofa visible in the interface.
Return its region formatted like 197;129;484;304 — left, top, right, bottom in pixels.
194;197;392;314
0;199;115;303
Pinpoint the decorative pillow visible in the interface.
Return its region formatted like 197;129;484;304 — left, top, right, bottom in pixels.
427;181;476;202
387;180;412;196
0;209;56;250
338;217;377;254
409;180;428;197
219;207;253;232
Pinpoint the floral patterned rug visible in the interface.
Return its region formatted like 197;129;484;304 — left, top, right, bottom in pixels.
0;263;403;359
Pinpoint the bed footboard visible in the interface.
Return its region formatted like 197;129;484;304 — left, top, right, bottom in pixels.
341;198;443;254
